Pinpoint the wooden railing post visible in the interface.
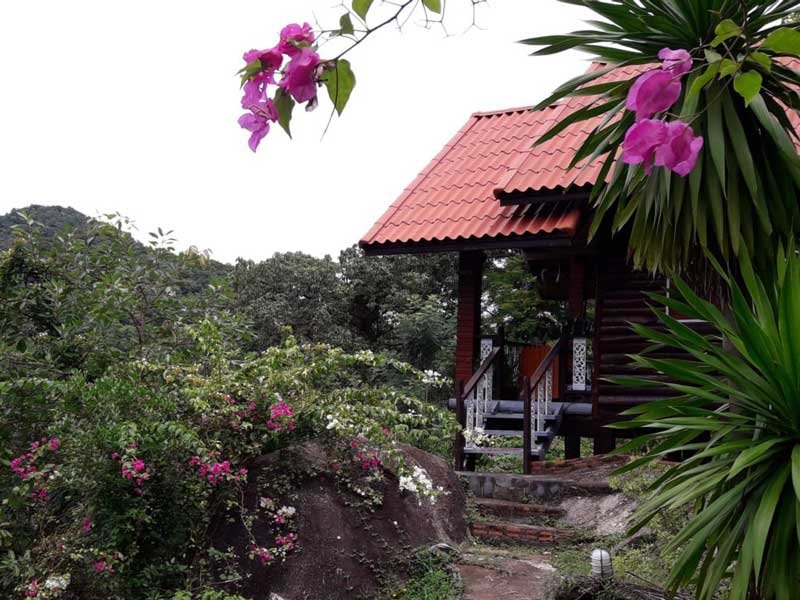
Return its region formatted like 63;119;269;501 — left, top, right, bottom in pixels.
454;379;465;471
522;376;532;475
558;334;568;401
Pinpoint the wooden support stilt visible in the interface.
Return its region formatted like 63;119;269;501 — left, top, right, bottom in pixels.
522;377;532;475
593;428;616;455
454;379;465;471
565;435;581;460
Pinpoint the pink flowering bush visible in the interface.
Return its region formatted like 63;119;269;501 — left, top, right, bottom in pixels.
189;451;247;486
112;446;154;495
246;498;299;567
9;437;61;503
0;326;452;599
349;436;382;474
0;206;454;600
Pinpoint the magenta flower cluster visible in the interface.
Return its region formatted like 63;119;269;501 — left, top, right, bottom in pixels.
622;48;704;177
189;451;247;486
350;436;382;473
225;394;258;431
113;445;153;496
248;498;299;567
267;400;295;432
239;23;321;152
250;545;274;566
10;437;60;502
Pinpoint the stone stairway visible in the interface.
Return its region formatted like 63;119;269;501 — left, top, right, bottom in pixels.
458;455;630;547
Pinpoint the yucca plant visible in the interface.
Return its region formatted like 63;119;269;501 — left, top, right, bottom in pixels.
523;0;800;277
612;247;800;599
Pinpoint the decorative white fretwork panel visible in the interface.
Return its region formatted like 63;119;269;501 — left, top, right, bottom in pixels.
572;337;587;391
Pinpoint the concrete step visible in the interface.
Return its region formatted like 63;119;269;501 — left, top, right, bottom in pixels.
474;497;566;520
470;520;574;545
459;471;614;502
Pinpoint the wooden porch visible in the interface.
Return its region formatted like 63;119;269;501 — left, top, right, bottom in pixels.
449;241;708;473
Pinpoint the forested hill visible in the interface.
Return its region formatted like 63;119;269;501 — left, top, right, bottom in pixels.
0;205;89;249
1;204;563;379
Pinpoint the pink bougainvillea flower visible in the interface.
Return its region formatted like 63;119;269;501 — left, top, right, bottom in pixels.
82;517;93;534
238;100;279;152
278;23;315;56
48;438;60;452
242;46;283;70
622;118;668;174
240;47;284;109
659;48;692;77
626;69;682;120
280;47;320;104
655;120;704;176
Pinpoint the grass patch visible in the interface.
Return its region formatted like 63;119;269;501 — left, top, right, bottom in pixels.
382;549;461;600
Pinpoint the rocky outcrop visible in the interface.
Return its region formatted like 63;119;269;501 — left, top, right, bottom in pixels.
208;442;467;600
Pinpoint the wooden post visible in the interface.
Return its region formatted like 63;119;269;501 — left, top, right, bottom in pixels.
568;257;586;320
593;427;616;455
565;435;581;460
496;325;505;399
455;251;484;387
454;379;465;471
558;334;568;402
522;377;532;475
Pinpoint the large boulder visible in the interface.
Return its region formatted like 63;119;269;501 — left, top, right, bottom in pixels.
208;442;467;600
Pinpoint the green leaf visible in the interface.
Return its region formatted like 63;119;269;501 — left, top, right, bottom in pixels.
711;19;742;47
273;88;295;138
238;59;263;86
422;0;441;13
734;71;763;106
339;13;354;35
728;438;787;480
687;62;719;101
718;58;740;78
750;465;790;579
747;52;772;73
792;446;800;502
352;0;373;21
763;27;800;56
704;49;723;63
323;59;356;116
707;90;726;189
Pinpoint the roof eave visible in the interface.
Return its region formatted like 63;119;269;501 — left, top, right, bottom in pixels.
359;232;577;256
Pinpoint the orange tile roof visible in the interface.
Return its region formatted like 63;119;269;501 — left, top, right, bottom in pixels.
359;61;798;252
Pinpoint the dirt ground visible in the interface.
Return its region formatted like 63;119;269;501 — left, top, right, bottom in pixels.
457;547;557;600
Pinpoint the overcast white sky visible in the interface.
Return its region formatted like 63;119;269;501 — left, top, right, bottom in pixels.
0;1;591;263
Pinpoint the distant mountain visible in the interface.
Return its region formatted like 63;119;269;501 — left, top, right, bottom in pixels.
0;205;91;249
0;205;232;290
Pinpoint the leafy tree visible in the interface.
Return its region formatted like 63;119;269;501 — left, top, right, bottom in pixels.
483;253;565;344
233;252;355;350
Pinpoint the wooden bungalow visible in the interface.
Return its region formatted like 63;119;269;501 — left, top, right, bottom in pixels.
358;64;711;473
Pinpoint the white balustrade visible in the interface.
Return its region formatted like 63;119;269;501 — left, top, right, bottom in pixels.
572;336;587;391
530;361;556;451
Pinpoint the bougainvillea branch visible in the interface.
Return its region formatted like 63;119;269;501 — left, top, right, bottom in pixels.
237;0;449;151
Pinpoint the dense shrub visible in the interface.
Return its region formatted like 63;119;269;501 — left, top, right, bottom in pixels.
0;218;456;599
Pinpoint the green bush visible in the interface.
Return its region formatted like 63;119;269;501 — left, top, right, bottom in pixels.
0;218;456;599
